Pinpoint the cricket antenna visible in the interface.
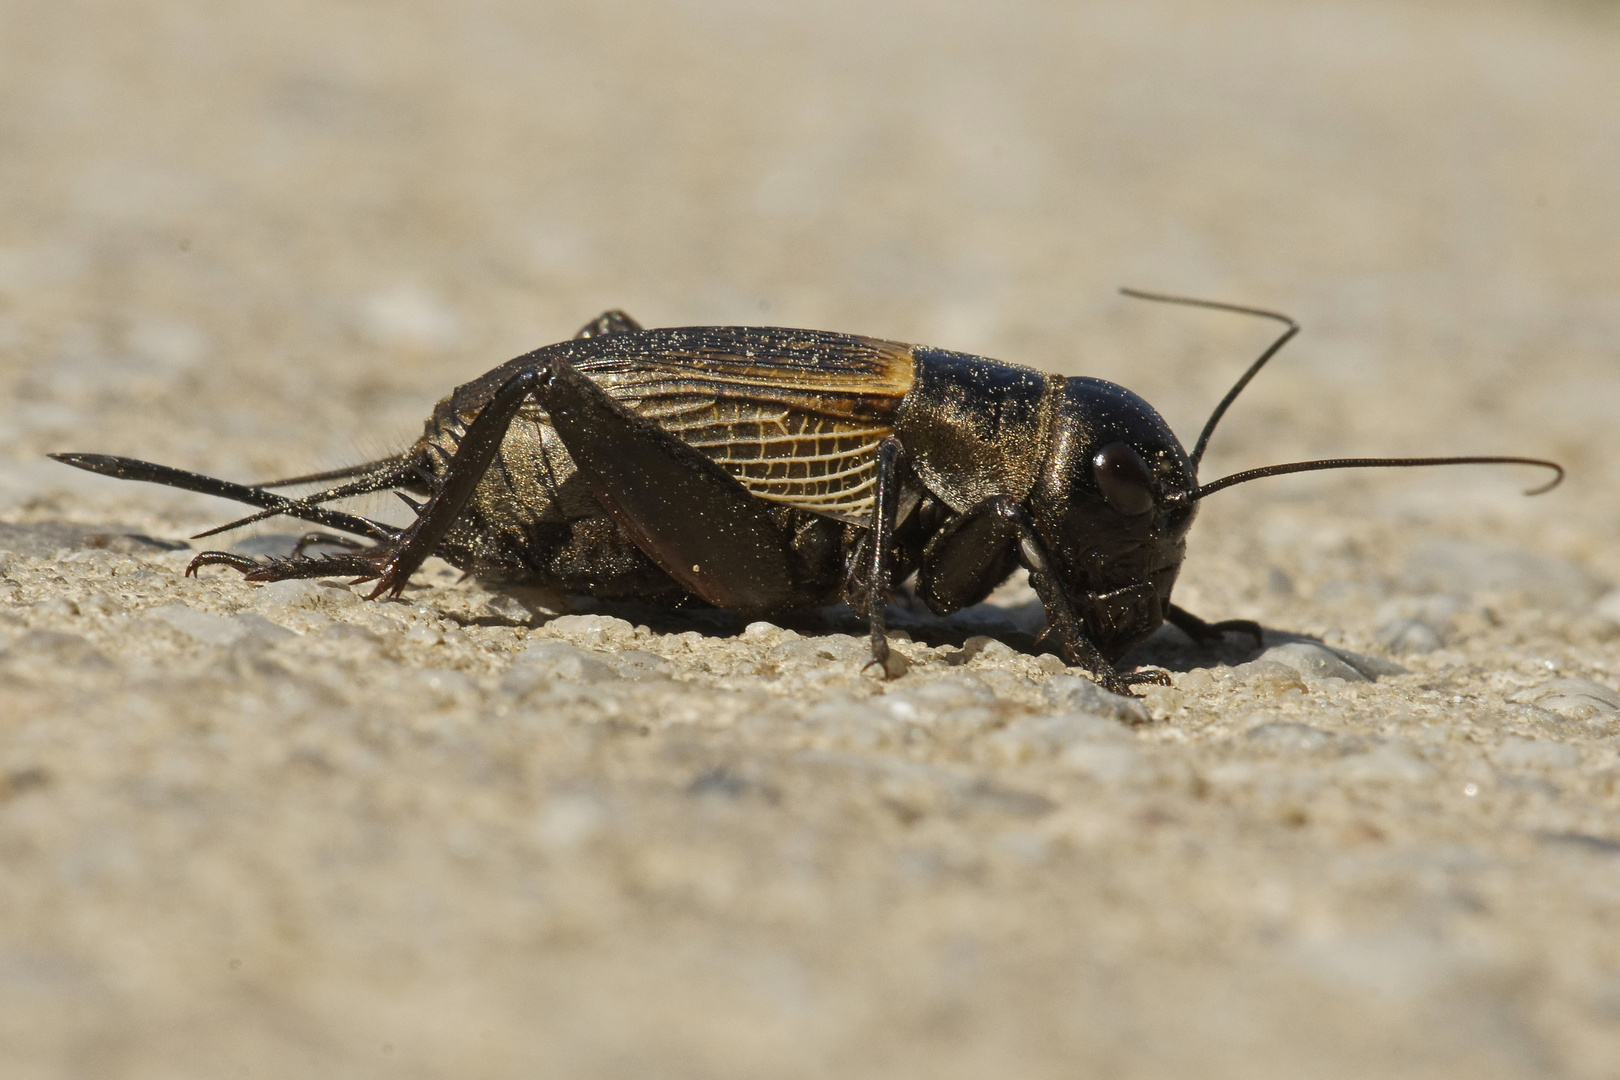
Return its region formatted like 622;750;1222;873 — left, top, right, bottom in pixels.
1119;287;1298;478
1118;288;1565;502
1189;455;1564;501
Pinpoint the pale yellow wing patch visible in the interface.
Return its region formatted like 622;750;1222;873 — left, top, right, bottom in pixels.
628;395;889;523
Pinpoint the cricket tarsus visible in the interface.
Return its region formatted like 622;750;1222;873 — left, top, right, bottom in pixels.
186;548;391;583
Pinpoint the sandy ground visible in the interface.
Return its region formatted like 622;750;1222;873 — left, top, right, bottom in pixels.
3;0;1620;1076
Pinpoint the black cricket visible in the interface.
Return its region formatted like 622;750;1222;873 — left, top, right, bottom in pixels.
52;291;1562;695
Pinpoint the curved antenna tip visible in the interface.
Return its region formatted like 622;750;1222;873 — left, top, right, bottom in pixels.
1191;455;1566;501
1522;461;1565;496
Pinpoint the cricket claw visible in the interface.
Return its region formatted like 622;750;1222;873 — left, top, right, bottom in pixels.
185;551;261;578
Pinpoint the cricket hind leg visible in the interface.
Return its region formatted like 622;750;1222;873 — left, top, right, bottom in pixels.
538;354;813;612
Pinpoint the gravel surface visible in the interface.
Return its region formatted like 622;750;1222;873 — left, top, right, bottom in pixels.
3;1;1620;1077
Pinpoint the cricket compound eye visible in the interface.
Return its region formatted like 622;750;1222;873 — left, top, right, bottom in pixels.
1092;442;1156;516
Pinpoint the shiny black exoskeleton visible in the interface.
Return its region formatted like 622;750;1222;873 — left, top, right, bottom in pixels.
51;295;1562;695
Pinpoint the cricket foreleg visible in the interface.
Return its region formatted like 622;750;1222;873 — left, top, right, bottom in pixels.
917;496;1168;696
850;437;908;676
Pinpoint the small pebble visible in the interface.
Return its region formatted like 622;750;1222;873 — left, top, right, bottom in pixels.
232;611;296;644
1233;659;1308;696
510;640;620;684
1034;654;1066;675
227;534;310;558
1376;593;1466;631
1258;643;1367;683
481;593;540;626
78;593;121;616
1042;675;1150;724
404;625;441;646
323;622;381;645
533;794;609;850
1312;580;1386;607
960;636;1021;667
1376;617;1444;655
415;667;479;703
772;635;868;667
1508;678;1620;721
612;649;670;680
1175;669;1216;693
1138;684;1185;717
546;614;636;647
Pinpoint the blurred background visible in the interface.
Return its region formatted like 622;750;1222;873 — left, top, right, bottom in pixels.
3;1;1620;1076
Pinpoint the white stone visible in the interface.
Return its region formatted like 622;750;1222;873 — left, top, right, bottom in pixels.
1259;642;1367;683
1376;617;1444;655
1042;675;1149;723
512;640;620;684
1508;678;1620;721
